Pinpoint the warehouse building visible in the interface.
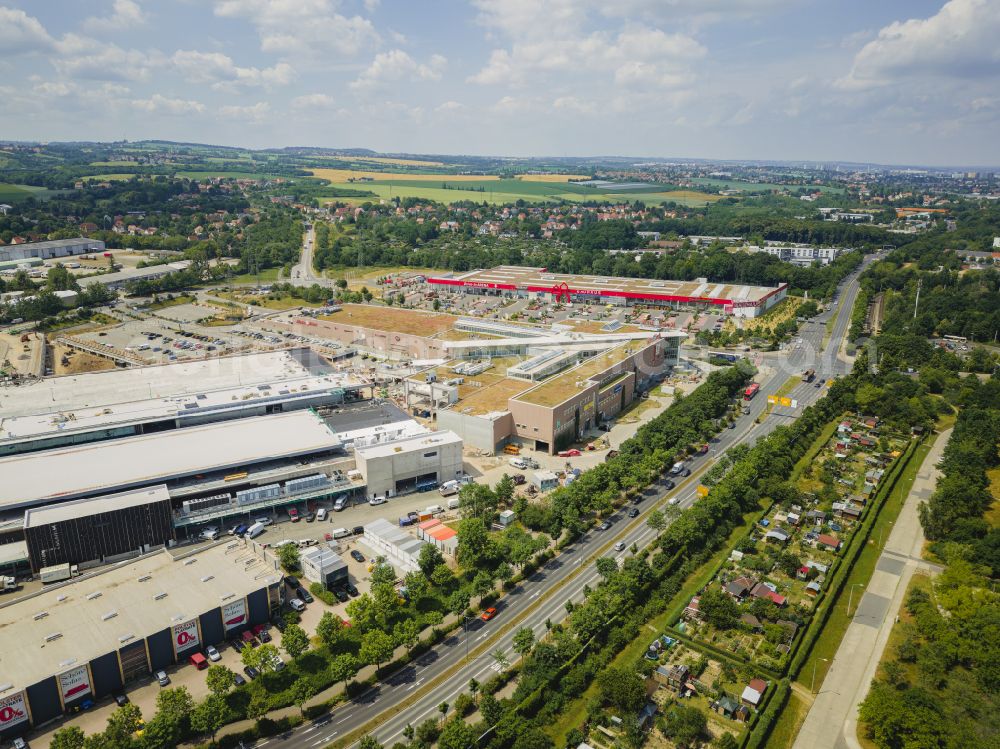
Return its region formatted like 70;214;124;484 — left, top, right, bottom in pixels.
0;544;281;740
0;237;105;263
355;430;464;499
427;266;788;319
85;260;191;290
300;545;348;590
23;486;175;573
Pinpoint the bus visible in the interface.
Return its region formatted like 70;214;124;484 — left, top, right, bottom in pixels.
744;383;760;400
943;335;967;343
709;351;738;363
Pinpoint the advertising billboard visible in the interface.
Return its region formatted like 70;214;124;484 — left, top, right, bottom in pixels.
222;598;247;632
172;618;200;654
58;664;92;703
0;692;29;732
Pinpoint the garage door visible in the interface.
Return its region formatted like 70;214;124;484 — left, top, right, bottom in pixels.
119;640;149;683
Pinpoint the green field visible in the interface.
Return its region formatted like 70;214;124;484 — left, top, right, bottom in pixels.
0;183;54;201
322;178;718;206
176;170;283;180
690;177;845;194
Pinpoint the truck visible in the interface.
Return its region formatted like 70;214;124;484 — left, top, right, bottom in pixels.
40;563;77;584
743;382;760;400
802;369;816;383
1;575;18;593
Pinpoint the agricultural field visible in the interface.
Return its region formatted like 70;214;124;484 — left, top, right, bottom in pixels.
0;182;54;201
689;177;845;195
312;170;722;206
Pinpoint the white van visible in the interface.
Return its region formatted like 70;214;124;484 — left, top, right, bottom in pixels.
424;504;444;516
669;461;686;476
333;496;348;512
316;507;327;521
509;457;528;470
439;480;460;497
246;522;266;539
447;497;461;510
331;527;352;539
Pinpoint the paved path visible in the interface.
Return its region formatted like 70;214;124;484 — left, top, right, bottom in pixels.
792;428;949;749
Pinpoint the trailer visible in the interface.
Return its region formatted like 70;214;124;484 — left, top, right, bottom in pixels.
40;563;77;584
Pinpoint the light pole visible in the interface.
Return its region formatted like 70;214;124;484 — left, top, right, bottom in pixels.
877;520;893;548
847;583;864;618
812;657;829;694
462;612;476;663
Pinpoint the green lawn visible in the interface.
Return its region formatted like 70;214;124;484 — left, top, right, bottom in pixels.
689;177;845;195
768;691;811;749
0;183;53;201
213;268;282;285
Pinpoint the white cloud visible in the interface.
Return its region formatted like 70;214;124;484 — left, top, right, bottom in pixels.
83;0;147;34
52;34;161;81
172;50;294;91
552;96;596;115
491;95;536;114
350;50;446;90
436;100;464;113
218;101;272;123
0;6;53;54
214;0;377;58
363;0;380;10
131;94;205;115
292;93;336;110
837;0;1000;90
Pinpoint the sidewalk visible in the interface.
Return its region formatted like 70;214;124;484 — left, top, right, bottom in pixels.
792;428;949;749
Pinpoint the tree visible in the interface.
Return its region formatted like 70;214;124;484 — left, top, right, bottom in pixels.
512;626;535;657
431;562;456;588
191;695;226;744
50;726;87;749
205;664;237;696
491;648;510;670
394;617;421;652
698;587;741;630
438;701;450;722
598;666;646;713
403;570;429;600
103;702;143;748
242;642;280;674
479;693;504;725
646;509;667;533
291;678;313;716
715;733;739;749
473;570;495;602
330;652;359;688
496;473;516;506
359;736;384;749
278;543;300;572
595;556;618;580
317;611;346;649
155;685;194;731
438;716;477;749
360;629;395;673
660;705;707;749
282;622;310;659
246;686;269;723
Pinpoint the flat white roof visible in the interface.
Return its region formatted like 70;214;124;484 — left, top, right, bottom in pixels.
0;349;319;419
354;430;462;460
24;485;171;528
0;411;340;511
0;373;359;446
0;545;279;692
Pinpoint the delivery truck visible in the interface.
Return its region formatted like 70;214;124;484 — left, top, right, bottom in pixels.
40;563;78;584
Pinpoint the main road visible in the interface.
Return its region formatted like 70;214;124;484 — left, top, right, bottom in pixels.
289;224;333;287
250;255;878;749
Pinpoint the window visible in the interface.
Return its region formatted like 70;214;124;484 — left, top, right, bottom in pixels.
423;451;438;458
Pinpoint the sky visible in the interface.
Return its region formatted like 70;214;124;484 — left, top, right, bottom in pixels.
1;0;998;166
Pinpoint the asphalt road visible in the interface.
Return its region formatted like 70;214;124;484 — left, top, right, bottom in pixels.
245;257;876;749
290;226;332;287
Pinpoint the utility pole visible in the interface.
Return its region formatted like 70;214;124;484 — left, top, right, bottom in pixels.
913;278;921;319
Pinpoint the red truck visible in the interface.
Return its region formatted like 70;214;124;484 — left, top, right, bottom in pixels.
744;383;760;400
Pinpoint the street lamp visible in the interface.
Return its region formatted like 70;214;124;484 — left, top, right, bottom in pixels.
878;520;893;548
812;657;830;694
847;583;864;618
462;612;477;663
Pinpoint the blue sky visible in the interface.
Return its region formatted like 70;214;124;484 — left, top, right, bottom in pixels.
1;0;998;166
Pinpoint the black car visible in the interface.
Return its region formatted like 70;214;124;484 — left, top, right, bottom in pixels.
230;638;245;653
306;512;316;522
272;617;287;632
284;575;300;589
664;479;676;489
297;587;314;604
233;674;247;687
344;582;359;597
350;550;365;563
244;666;260;681
631;494;644;505
627;508;640;518
333;588;349;603
113;693;129;707
682;468;691;477
258;630;272;643
352;525;364;535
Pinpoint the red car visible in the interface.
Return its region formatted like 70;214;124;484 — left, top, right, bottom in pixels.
288;508;300;522
481;607;497;621
558;449;581;457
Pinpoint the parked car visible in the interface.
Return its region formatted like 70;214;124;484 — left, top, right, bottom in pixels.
288;508;300;522
284;575;300;589
369;496;387;506
297;587;314;604
230;638;245;652
350;550;366;563
233;674;246;687
289;598;306;612
253;517;273;527
628;508;640;518
664;479;676;489
156;670;170;687
114;693;129;707
333;588;349;603
206;645;221;662
511;473;526;485
243;666;260;681
344;582;359;597
258;630;272;643
598;520;611;531
481;607;497;621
